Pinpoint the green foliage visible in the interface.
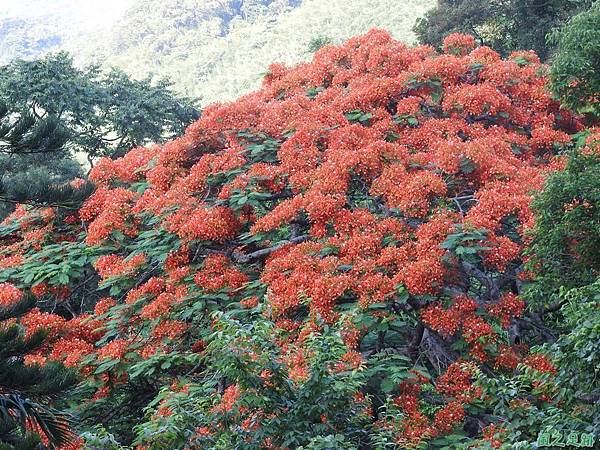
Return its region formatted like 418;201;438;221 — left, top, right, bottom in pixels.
526;148;600;305
0;393;74;449
549;1;600;116
547;282;600;428
0;240;100;297
0;107;68;155
307;36;332;53
414;0;500;51
441;225;489;264
0;294;77;448
344;110;373;126
130;313;418;449
297;434;358;449
80;425;129;450
414;0;594;59
515;145;600;441
0;51;198;218
0;101;83;216
0;52;199;159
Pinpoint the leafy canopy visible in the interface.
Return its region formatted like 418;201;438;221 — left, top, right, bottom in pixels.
549;1;600;117
414;0;594;60
0;52;199;219
0;30;597;449
0;52;199;160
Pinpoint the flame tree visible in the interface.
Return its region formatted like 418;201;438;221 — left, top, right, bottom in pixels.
0;31;596;449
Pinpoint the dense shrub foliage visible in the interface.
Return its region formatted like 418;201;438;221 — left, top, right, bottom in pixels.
0;30;597;448
414;0;594;60
549;1;600;117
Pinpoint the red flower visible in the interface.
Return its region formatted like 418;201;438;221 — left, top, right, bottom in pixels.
0;283;23;307
97;339;129;360
523;353;557;375
211;384;241;413
487;293;525;328
433;401;465;433
442;33;476;56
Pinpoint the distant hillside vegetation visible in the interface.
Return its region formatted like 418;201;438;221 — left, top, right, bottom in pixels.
78;0;434;105
0;0;135;65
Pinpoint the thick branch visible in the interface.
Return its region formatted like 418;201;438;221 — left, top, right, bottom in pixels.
461;261;500;302
408;323;425;361
0;196;78;210
422;328;459;373
233;235;309;263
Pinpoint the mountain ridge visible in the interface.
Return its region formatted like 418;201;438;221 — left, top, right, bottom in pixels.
78;0;434;105
2;0;434;105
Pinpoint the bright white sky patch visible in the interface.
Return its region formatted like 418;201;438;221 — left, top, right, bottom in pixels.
0;0;136;27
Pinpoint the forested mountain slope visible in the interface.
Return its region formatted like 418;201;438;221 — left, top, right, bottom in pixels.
2;0;433;105
77;0;434;104
0;0;135;64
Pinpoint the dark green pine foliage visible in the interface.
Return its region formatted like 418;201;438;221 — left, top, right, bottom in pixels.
0;103;92;218
0;294;77;449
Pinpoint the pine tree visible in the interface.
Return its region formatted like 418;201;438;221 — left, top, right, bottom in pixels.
0;287;77;449
0;102;92;218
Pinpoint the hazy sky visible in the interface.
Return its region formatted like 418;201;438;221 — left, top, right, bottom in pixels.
0;0;140;65
0;0;136;24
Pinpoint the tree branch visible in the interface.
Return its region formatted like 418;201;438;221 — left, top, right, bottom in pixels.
233;235;310;263
0;196;78;210
461;261;500;302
